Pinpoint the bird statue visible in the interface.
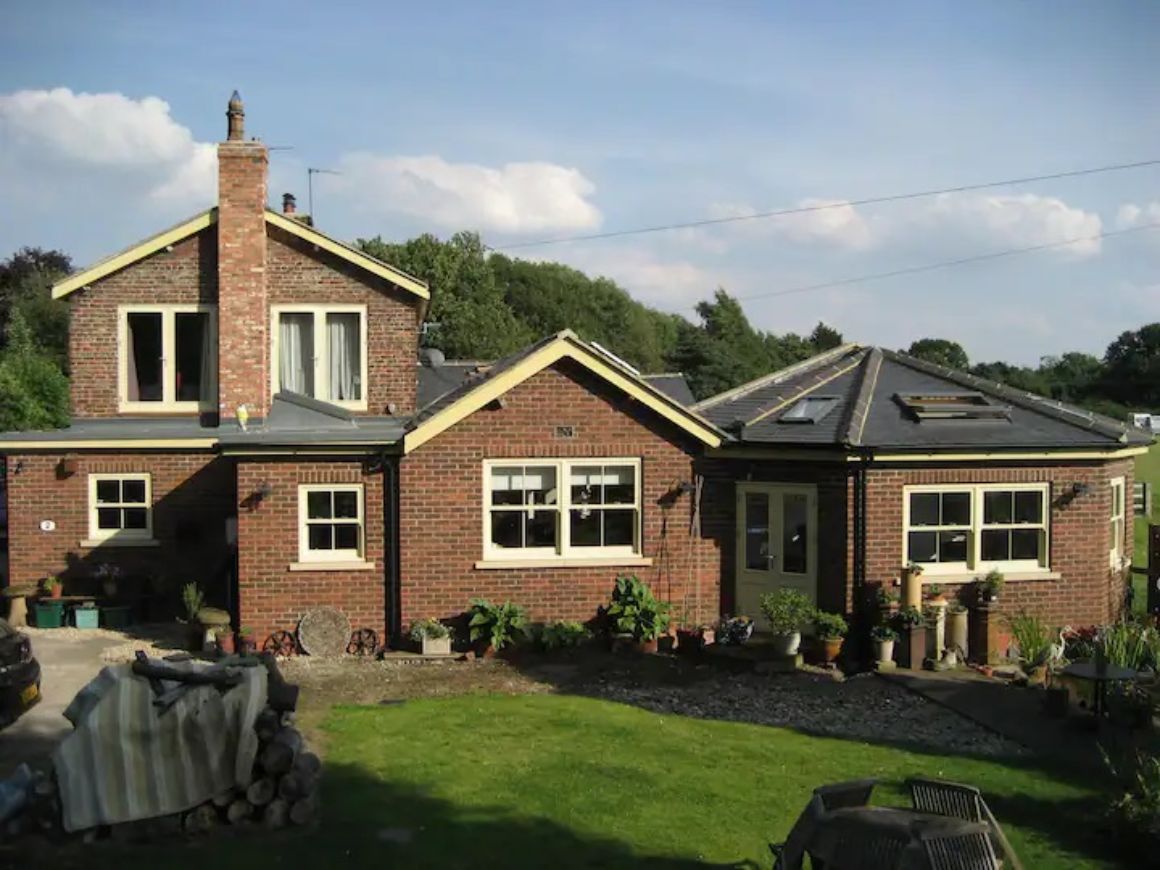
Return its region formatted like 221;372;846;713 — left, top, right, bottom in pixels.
1047;625;1072;670
237;404;250;432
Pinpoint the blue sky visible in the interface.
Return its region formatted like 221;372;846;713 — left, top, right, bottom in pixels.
2;1;1158;364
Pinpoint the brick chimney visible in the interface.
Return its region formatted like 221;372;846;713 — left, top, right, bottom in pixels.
282;193;297;215
217;91;269;422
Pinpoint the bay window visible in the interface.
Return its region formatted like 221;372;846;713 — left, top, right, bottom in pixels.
119;305;217;411
272;305;366;409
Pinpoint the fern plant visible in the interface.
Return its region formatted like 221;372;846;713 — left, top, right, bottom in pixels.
181;583;205;623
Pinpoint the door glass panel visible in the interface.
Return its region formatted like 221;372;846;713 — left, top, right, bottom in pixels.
744;492;770;571
782;493;808;575
175;312;211;402
127;312;163;402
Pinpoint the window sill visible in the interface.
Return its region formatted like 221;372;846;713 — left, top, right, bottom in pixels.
917;570;1061;584
474;556;654;570
288;561;376;572
79;538;160;549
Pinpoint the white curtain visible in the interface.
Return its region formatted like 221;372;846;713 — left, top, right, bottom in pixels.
328;313;360;401
126;318;140;402
279;314;314;396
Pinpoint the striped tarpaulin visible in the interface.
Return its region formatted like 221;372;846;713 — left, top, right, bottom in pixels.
53;660;267;832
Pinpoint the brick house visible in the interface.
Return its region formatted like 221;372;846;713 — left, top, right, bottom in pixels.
0;95;1151;649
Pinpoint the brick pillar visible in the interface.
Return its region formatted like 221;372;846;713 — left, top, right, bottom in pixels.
216;92;269;422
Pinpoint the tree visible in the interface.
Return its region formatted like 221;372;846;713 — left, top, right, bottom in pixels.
808;322;843;352
0;247;71;370
0;308;69;431
905;338;969;370
1102;323;1160;408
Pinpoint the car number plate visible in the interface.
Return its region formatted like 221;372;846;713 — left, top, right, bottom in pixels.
19;684;39;707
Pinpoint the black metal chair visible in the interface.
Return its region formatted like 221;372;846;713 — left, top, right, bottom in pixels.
771;779;878;869
906;778;1021;870
921;827;1001;870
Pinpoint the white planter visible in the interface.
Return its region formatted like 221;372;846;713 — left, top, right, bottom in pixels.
421;635;452;656
874;639;895;663
769;631;801;657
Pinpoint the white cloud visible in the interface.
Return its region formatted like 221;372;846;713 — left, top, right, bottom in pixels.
709;198;877;250
1116;201;1160;229
335;153;602;234
541;245;715;311
923;192;1103;257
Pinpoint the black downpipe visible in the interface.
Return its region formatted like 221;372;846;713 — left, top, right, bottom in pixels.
382;452;403;647
853;450;870;657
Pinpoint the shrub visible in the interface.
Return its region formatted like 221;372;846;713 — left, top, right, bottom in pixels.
894;605;924;630
871;624;898;642
1106;749;1160;851
814;611;848;640
410;618;451;642
1005;611;1052;667
760;588;815;635
181;583;204;623
607;575;671;641
468;599;527;650
541;620;589;650
1063;625;1099;661
1100;620;1160;671
875;586;899;606
717;616;753;646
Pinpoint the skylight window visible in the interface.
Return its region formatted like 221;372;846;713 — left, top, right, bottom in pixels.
896;392;1010;422
779;395;840;424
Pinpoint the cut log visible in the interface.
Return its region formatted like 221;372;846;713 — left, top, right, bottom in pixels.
211;788;236;808
255;707;280;742
246;777;277;807
227;799;255;825
263;798;289;829
32;777;57;799
278;772;305;802
259;727;303;775
289;795;317;826
259;653;300;713
183;803;218;834
294;751;322;781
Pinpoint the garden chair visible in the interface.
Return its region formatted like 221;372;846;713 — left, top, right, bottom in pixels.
770;779;877;869
920;827;1001;870
906;778;1021;870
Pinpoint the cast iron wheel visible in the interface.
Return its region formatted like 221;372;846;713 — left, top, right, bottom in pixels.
347;628;379;657
262;630;298;657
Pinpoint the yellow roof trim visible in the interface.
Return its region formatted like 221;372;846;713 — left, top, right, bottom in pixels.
403;336;724;454
265;211;430;301
0;439;218;451
52;210;218;299
856;446;1150;463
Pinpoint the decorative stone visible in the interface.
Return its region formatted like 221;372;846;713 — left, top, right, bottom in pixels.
297;607;352;657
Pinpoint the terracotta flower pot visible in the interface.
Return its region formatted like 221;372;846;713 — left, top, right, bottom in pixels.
639;637;659;655
216;631;236;656
49;586;63;600
818;637;842;664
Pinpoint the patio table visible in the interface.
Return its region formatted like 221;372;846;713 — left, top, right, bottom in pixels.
803;806;990;870
1060;661;1138;720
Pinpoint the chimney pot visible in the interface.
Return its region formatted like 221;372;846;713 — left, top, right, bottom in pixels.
226;90;245;141
282;193;297;215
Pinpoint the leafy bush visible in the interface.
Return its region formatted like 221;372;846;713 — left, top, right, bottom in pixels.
980;569;1005;600
1100;620;1160;671
893;605;924;630
410;618;451;642
1106;749;1160;850
875;586;899;606
181;583;204;623
1006;611;1053;667
468;599;527;650
871;624;898;642
814;611;848;640
759;588;815;635
541;620;590;650
607;575;671;641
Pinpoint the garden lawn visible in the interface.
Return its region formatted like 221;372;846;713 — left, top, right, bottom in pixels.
93;693;1120;869
1134;440;1160;609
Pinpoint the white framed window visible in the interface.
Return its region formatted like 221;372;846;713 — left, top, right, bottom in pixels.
298;484;364;563
483;459;641;561
904;483;1050;575
1110;477;1126;567
88;474;152;542
271;305;367;410
118;304;217;412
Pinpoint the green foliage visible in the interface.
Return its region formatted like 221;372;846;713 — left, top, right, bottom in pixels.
181;583;205;623
759;588;815;635
0;247;71;367
905;338;970;370
1099;620;1160;671
1103;323;1160;409
875;586;899;605
409;618;451;641
1005;611;1052;667
813;611;848;640
39;576;61;594
871;624;898;642
607;575;671;641
894;605;924;629
467;599;527;650
980;569;1005;599
540;620;590;650
1106;749;1160;850
0;308;69;432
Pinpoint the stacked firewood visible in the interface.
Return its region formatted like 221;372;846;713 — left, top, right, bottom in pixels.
1;769;61;839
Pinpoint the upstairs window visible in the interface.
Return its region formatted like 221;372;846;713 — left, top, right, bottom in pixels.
896;392;1010;422
119;305;217;412
273;305;366;409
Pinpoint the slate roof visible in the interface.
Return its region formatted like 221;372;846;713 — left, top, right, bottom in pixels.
695;345;1153;451
217;392;405;448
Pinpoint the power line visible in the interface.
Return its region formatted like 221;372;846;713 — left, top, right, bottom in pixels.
733;221;1160;303
493;157;1160;251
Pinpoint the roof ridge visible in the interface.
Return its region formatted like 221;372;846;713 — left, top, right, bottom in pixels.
692;343;861;411
882;348;1131;442
841;347;883;447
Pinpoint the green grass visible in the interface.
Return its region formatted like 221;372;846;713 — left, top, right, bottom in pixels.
97;694;1121;869
1133;441;1160;609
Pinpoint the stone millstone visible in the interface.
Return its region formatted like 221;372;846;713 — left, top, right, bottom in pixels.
298;607;352;657
197;607;232;627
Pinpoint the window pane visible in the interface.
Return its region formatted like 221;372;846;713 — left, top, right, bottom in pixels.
308;525;333;550
123;508;148;530
908;531;938;563
327;312;362;401
96;480;120;504
939;530;969;562
604;510;635;547
490;467;524;506
333;524;359;551
175;312;210;402
1014;491;1042;524
97;508;121;530
570;466;602;505
490;511;522;549
981;529;1010;561
523;467;557;506
745;492;771;571
604;466;636;504
983;491;1013;524
910;493;939;526
278;313;315;397
128;312;163;402
526;511;557;548
942;492;971;526
570;509;601;547
1011;529;1041;561
122;479;146;505
782;493;808;574
333;490;359;519
307;491;332;519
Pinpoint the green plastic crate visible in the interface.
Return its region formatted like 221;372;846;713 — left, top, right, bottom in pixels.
33;602;64;629
101;605;132;630
73;606;99;629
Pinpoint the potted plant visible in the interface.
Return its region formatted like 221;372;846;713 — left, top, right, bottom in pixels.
760;588;815;656
40;576;63;600
540;620;590;651
410;617;453;656
95;563;122;599
181;583;205;650
237;626;257;655
979;569;1005;603
607;575;671;653
871;624;898;664
214;625;236;656
925;583;946;605
468;599;526;657
813;611;848;664
875;586;899;621
716;615;752;647
894;605;925;668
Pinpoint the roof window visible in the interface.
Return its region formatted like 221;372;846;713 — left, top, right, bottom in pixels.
779;395;840;424
896;392;1010;421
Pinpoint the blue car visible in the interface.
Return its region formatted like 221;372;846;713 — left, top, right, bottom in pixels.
0;619;40;728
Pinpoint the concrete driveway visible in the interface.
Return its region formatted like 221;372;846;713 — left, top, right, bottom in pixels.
0;630;122;776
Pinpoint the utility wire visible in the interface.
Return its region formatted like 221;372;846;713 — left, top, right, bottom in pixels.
493;157;1160;251
733;221;1160;302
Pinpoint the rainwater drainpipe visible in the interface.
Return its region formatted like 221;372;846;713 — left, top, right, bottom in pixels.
381;451;403;646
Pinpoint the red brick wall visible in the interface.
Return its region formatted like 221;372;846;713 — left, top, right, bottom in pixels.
4;452;233;601
235;459;384;645
399;360;720;629
68;232;217;418
266;228;420;415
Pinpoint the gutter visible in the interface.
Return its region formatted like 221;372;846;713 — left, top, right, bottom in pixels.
381;451;403;646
